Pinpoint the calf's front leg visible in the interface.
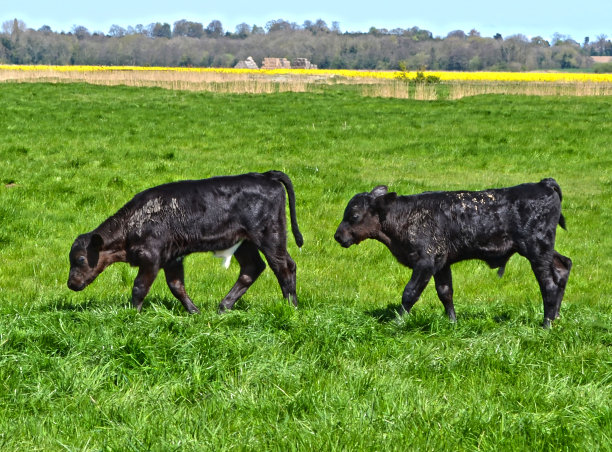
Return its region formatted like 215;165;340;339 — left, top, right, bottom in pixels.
400;264;433;316
132;265;159;312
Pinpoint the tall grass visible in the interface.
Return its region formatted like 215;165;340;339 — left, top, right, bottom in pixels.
0;83;611;450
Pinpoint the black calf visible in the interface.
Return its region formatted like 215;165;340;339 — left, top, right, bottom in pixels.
335;178;572;327
68;171;303;313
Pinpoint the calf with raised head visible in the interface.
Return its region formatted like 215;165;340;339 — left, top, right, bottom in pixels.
334;178;572;328
68;171;303;313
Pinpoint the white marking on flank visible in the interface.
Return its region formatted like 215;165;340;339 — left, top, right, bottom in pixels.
213;240;244;269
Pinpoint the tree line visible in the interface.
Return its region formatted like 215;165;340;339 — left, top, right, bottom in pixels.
2;18;611;71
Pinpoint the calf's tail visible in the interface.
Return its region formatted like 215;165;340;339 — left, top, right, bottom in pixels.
265;171;304;247
540;178;567;230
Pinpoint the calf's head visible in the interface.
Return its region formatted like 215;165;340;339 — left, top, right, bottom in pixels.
67;233;104;291
334;185;397;247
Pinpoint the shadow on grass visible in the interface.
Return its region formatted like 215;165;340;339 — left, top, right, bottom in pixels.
365;302;524;331
366;303;403;323
146;295;253;314
41;297;114;312
44;293;256;316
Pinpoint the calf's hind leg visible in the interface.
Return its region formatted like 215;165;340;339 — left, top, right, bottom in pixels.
434;266;456;322
164;258;200;314
218;241;266;313
260;246;298;308
530;258;560;328
551;251;572;320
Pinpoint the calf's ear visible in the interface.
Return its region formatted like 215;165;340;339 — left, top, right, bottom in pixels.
89;233;104;251
370;185;388;198
374;192;397;212
87;234;103;268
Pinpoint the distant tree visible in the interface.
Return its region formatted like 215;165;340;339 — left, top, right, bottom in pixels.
235;23;251;38
173;20;189;37
593;34;609;55
205;20;223;37
551;33;575;46
2;19;26;37
312;19;330;34
72;25;90;40
150;22;171;39
494;33;503;41
266;19;296;33
38;25;52;33
468;29;481;38
173;20;204;38
331;21;341;34
108;25;126;38
531;36;549;47
186;21;204;38
133;24;147;35
409;27;433;41
446;30;466;40
552;45;581;68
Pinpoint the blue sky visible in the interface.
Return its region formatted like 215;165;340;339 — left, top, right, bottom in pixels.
4;0;611;42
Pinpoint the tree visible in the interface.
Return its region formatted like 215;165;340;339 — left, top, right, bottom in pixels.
252;25;265;35
150;22;171;39
173;20;204;38
235;23;251;38
593;35;609;55
531;36;549;47
2;19;26;37
446;30;466;40
307;19;329;34
108;25;126;38
133;24;147;35
72;25;90;40
206;20;223;37
266;19;295;33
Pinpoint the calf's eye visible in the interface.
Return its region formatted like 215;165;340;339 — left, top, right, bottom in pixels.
77;256;87;265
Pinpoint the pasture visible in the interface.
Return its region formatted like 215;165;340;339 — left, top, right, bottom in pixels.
0;82;611;450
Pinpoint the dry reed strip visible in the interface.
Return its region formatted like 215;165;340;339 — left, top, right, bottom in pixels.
363;79;612;100
0;68;310;94
446;81;612;99
361;82;439;100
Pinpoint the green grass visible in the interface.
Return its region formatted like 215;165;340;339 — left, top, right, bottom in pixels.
1;83;611;450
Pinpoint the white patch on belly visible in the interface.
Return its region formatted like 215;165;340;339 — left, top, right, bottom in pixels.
213;240;244;269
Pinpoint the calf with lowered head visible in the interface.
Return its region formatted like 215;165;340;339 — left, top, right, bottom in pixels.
68;171;303;313
334;178;571;328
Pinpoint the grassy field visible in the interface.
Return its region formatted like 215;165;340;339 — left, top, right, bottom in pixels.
1;82;611;450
